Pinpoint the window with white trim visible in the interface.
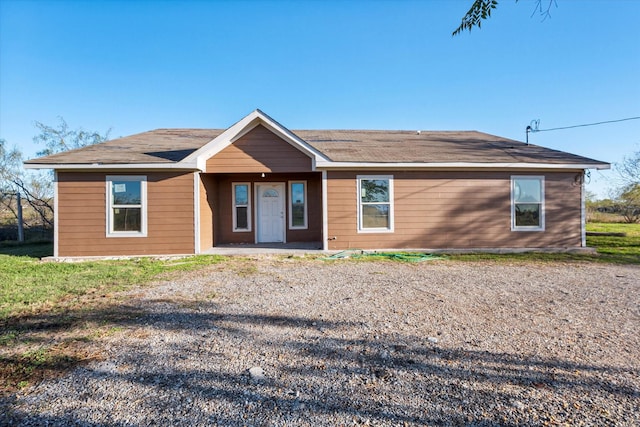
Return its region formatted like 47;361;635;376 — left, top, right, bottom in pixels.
511;176;545;231
289;181;308;229
106;176;147;237
233;183;251;231
357;175;394;232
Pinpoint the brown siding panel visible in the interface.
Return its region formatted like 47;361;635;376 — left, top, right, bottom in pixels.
199;174;215;251
57;171;195;256
206;125;313;173
326;170;583;250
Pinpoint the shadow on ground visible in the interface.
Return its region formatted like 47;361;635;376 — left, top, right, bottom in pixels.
2;297;638;426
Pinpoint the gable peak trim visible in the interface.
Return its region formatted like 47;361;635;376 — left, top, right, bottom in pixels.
183;109;330;171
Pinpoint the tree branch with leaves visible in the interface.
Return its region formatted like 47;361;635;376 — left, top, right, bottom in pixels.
453;0;557;36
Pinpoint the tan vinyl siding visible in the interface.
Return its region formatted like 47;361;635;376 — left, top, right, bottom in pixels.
57;171;196;256
206;124;312;173
326;170;582;250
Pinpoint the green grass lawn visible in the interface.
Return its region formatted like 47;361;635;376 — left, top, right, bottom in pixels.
0;241;53;258
585;222;640;264
0;252;224;320
443;222;640;264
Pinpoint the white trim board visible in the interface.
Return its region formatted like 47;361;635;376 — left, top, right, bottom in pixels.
316;161;610;170
24;163;199;170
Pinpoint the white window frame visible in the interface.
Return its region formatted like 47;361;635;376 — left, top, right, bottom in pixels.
232;182;252;232
357;175;394;233
511;175;545;231
106;175;147;238
288;180;308;230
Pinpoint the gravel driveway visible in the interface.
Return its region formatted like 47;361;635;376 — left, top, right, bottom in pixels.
3;257;639;426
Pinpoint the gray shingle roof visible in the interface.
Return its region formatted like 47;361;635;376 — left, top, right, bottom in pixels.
25;129;224;165
296;130;605;165
25;127;608;168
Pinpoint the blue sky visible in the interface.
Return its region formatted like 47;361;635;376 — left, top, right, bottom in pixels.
1;0;639;197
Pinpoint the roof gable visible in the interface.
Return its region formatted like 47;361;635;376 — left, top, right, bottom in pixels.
185;109;329;171
206;124;313;173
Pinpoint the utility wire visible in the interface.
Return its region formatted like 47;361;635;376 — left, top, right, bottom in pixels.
532;116;640;133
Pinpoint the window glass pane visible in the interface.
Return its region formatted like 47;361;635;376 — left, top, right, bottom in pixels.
291;183;305;204
112;181;141;205
113;207;141;231
262;189;279;198
292;202;305;227
361;179;389;203
515;179;541;203
236;206;248;229
515;203;541;227
291;183;305;227
292;208;305;227
362;204;390;228
235;185;248;205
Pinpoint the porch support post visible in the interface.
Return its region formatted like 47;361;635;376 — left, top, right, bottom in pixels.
53;171;59;257
322;170;328;251
194;172;201;254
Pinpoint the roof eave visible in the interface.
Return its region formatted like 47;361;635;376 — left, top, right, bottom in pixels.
315;161;611;170
23;161;201;171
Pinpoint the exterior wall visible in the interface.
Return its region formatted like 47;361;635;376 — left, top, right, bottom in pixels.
209;172;322;246
206;124;313;173
326;170;583;250
198;173;215;252
57;171;196;256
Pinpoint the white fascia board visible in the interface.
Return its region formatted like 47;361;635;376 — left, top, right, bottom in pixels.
24;162;200;171
184;109;330;171
316;161;611;170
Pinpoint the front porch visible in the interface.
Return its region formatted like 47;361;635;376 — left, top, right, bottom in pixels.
198;172;323;251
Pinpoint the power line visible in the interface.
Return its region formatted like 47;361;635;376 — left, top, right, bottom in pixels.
532;116;640;133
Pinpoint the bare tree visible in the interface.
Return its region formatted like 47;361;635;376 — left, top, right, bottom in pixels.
1;120;110;239
33;117;111;157
613;149;640;223
1;139;25;227
616;149;640;187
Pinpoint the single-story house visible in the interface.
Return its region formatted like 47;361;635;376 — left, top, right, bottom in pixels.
25;109;609;258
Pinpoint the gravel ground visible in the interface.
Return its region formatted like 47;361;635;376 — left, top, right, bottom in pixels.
2;257;639;426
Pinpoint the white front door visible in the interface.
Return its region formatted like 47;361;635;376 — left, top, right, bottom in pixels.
257;183;285;243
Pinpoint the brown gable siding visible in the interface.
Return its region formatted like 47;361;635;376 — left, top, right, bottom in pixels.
326;171;582;250
57;171;195;256
206;124;313;173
